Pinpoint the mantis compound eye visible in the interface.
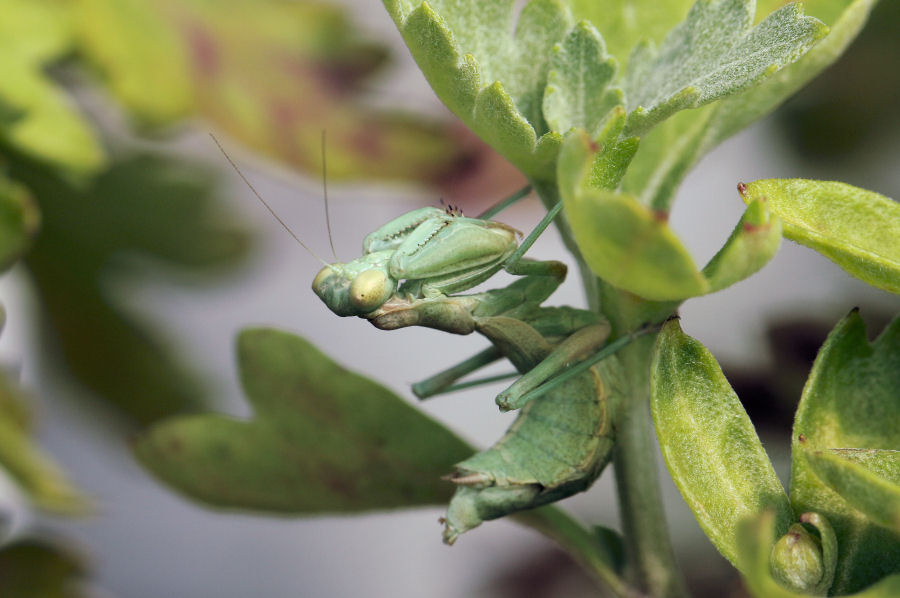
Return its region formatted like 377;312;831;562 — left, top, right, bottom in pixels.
312;266;335;293
349;269;395;313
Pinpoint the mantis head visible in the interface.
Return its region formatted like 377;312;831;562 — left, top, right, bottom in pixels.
312;251;398;317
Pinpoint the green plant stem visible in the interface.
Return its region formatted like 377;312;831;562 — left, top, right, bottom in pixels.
514;506;641;598
528;181;687;596
601;284;687;598
613;335;688;598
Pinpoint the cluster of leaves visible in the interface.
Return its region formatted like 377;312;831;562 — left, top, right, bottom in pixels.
0;0;482;590
131;0;899;596
0;0;478;428
654;314;900;596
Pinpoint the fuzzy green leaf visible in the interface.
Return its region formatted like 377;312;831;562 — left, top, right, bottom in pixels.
136;328;473;513
737;511;900;598
651;319;793;567
559;132;708;300
567;0;694;72
791;312;900;593
701;197;782;293
622;0;875;210
804;449;900;535
385;0;579;180
0;172;39;272
623;0;827;136
740;179;900;294
543;21;621;137
0;0;105;174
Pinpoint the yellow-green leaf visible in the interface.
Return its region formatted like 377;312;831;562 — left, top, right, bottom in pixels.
791;311;900;593
0;0;105;174
737;511;900;598
651;319;792;567
0;372;89;515
740;179;900;294
803;448;900;535
559;132;707;300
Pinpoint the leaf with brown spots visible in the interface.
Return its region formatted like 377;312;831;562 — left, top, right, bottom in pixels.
74;0;475;186
135;328;473;513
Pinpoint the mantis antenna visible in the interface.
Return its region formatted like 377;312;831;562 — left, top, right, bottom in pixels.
321;130;338;261
209;133;330;267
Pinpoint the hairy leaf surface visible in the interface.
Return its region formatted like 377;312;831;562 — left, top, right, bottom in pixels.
740;179;900;294
385;0;577;180
542;22;621;138
559;132;707;300
737;511;900;598
567;0;694;72
651;320;792;566
701;197;782;293
621;0;876;210
804;449;900;534
623;0;827;136
791;312;900;593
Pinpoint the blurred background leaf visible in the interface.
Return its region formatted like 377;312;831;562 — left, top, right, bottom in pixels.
775;1;900;160
0;0;106;175
4;144;250;425
72;0;480;185
136;328;473;512
0;369;90;515
0;171;39;273
0;0;522;433
0;537;94;598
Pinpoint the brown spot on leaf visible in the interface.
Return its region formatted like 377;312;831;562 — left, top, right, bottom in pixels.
798;433;807;443
184;21;220;77
653;209;669;223
166;436;184;454
743;222;765;233
737;182;748;196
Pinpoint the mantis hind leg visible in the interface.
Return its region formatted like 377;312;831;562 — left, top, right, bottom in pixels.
476;317;612;412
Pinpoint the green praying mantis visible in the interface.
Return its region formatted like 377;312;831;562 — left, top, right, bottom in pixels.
309;193;636;543
214;135;637;543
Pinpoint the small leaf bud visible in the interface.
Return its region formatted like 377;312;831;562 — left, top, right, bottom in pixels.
770;523;826;593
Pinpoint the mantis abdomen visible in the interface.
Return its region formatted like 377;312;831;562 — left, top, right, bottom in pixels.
442;316;620;544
